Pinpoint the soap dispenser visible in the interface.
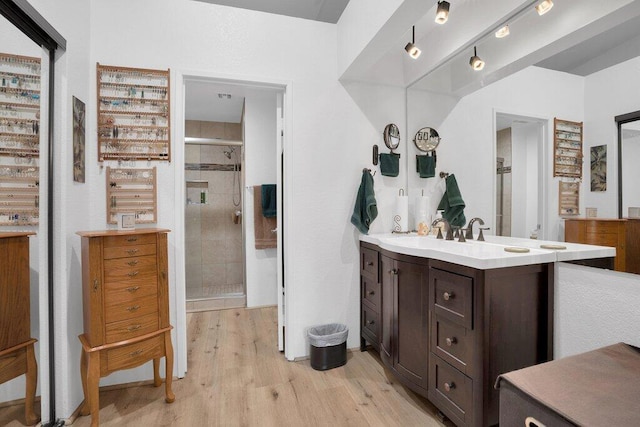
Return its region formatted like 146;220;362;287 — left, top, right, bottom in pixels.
432;210;445;236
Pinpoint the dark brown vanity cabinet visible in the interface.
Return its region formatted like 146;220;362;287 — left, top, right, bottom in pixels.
360;242;554;427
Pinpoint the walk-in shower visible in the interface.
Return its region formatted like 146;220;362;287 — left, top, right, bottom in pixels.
184;134;245;308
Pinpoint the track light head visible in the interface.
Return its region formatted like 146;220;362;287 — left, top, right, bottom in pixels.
469;46;485;71
405;26;421;59
535;0;553;16
495;25;510;38
435;1;450;24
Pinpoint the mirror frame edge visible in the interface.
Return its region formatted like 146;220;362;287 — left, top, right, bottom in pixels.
615;109;640;219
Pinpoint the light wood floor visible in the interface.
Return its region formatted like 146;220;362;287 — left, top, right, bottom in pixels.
3;307;450;426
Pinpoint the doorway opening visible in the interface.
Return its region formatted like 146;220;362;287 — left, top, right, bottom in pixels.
495;113;546;238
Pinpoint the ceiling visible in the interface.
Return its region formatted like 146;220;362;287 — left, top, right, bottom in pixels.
192;0;351;24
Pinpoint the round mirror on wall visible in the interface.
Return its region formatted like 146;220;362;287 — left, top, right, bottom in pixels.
414;127;440;152
383;123;400;152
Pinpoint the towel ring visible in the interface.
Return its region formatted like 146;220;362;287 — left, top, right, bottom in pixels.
414;127;440;152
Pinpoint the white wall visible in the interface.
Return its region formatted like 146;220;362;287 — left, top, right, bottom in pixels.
244;89;278;307
408;66;585;241
555;263;640;358
583;56;640;218
511;123;540;238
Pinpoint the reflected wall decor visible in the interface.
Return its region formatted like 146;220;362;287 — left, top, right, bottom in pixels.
73;96;85;183
590;144;606;192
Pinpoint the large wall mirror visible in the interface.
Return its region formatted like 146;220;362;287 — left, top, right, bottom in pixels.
616;111;640;219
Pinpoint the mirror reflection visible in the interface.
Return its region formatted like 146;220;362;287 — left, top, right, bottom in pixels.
0;12;44;426
619;117;640;218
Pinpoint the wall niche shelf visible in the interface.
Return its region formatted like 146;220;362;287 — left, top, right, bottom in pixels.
97;63;171;162
553;118;583;178
106;167;157;224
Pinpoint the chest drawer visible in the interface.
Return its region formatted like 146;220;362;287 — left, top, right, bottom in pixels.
106;334;164;372
361;247;379;280
0;348;26;384
361;305;379;343
104;255;158;283
105;312;159;344
361;275;380;310
432;315;472;375
585;221;622;234
104;243;157;260
104;292;159;324
429;354;473;426
431;268;473;329
103;233;157;248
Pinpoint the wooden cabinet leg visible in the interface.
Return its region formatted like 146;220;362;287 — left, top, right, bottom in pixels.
164;331;175;403
80;347;90;416
24;344;39;425
153;358;162;387
87;350;100;427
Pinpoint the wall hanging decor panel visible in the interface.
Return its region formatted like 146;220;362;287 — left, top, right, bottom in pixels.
559;180;580;216
97;63;170;162
106;166;157;224
553;118;583;178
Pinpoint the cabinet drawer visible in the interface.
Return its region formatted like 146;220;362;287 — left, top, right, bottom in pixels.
105;293;159;324
429;355;473;426
586;233;620;247
585;221;622;234
106;334;164;372
105;312;159;344
105;280;157;299
432;315;472;374
431;268;473;329
103;233;157;248
361;275;380;310
500;383;574;427
104;255;158;283
361;305;379;343
104;243;157;260
0;348;26;384
361;247;378;280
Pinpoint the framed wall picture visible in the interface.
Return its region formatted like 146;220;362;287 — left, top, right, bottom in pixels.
590;144;606;191
73;96;86;183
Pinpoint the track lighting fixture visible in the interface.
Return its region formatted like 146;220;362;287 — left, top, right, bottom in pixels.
535;0;554;16
435;1;450;24
495;25;510;38
404;26;421;59
469;46;485;71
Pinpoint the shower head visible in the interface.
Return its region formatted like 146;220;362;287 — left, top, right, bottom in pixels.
223;146;236;159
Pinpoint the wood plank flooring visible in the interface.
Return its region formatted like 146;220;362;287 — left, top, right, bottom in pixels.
1;307;450;426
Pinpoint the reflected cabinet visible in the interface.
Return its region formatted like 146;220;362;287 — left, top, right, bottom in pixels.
76;228;174;426
0;232;38;425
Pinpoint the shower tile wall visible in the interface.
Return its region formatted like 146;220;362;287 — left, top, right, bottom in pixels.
185;120;243;299
497;128;512;236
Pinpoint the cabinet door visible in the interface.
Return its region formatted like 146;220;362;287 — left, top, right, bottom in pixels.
379;254;395;363
394;260;429;390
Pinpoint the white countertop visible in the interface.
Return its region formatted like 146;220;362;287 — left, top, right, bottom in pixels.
360;233;616;270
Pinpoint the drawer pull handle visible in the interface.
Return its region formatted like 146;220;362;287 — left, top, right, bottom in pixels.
525;417;546;427
366;261;374;266
366;320;375;325
126;305;140;312
445;337;457;347
93;279;99;291
443;291;455;301
129;349;143;357
128;271;139;277
126;286;140;292
368;290;375;296
126;237;138;242
126;249;139;255
127;260;139;266
389;269;398;275
443;382;455;392
127;325;142;332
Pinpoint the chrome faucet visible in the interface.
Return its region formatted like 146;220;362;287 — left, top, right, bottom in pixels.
432;218;453;240
466;217;485;239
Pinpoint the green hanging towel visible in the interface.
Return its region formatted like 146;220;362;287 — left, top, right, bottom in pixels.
351;169;378;234
437;174;466;227
416;154;436;178
379;153;400;177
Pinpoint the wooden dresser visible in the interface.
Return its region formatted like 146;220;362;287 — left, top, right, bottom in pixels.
564;218;640;273
76;229;174;426
0;232;38;425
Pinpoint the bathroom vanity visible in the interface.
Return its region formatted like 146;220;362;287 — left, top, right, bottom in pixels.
359;234;614;427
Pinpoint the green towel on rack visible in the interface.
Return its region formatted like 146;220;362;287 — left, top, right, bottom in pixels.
416;155;436;178
261;184;277;218
437;174;466;227
351;169;378;234
379;153;400;177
